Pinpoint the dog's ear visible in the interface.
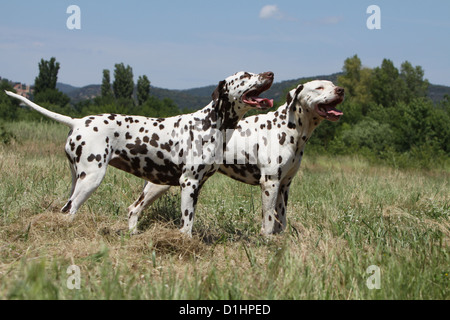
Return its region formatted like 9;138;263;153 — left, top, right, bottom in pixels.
286;84;304;105
212;80;226;102
286;90;294;105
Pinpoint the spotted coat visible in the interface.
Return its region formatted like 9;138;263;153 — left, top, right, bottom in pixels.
5;71;275;237
130;80;345;235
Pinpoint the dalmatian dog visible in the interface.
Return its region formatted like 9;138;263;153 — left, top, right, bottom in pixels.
128;80;344;235
5;71;274;237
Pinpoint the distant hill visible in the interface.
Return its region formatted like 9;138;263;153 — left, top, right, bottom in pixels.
55;83;79;94
30;73;450;110
56;72;343;110
56;83;103;102
428;84;450;103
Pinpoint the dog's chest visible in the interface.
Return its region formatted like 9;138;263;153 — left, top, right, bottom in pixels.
217;110;308;184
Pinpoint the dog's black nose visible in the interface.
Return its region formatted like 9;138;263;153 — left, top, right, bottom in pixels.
336;87;345;96
261;71;274;79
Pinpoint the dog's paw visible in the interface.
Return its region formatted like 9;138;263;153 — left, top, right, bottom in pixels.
62;213;76;223
114;227;142;236
130;228;143;236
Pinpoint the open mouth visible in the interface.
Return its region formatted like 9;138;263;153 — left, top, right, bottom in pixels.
242;80;274;110
315;98;344;122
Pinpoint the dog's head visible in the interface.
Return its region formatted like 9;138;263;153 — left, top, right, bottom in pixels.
287;80;344;122
212;71;275;112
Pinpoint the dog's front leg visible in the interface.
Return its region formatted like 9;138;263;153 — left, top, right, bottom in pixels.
179;178;203;237
260;177;281;236
273;182;291;234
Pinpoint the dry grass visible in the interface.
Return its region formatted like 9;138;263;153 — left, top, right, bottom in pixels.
0;121;448;300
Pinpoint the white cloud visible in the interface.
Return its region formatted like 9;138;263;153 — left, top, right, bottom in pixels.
259;5;283;20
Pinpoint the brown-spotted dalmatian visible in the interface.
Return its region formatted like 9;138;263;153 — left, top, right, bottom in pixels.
5;71;274;237
129;80;344;235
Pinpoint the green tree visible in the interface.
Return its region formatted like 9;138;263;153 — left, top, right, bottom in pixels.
337;54;373;118
34;89;70;108
139;97;180;118
428;104;450;153
373;98;448;153
339;119;394;155
101;69;113;98
34;57;60;94
137;75;151;106
443;94;450;105
33;57;70;107
0;80;20;121
338;54;362;98
370;59;405;107
400;61;429;103
369;59;429;108
113;63;134;100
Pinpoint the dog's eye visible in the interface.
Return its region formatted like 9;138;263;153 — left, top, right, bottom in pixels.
316;87;324;90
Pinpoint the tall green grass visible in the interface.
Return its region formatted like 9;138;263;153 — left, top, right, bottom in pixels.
0;121;448;300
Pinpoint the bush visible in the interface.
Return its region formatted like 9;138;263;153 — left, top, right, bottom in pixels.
34;89;70;107
0;81;20;121
330;119;394;156
380;142;449;170
0;122;15;145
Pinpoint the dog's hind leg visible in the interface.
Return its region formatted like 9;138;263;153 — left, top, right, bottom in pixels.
128;182;171;234
64;150;78;198
61;167;108;218
68;164;78;198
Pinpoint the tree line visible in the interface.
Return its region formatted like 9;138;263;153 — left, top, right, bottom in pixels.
308;55;450;168
0;58;181;122
1;55;449;168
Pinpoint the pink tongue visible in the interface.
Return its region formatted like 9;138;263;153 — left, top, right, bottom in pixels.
329;109;343;116
252;97;274;108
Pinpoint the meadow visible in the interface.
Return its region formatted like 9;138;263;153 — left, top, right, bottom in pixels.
0;121;448;300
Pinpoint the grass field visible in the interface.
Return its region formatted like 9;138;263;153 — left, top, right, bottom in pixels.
0;121;448;300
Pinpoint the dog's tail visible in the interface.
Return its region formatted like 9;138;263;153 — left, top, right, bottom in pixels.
5;91;75;128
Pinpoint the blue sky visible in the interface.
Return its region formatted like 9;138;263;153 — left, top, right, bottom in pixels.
1;0;449;89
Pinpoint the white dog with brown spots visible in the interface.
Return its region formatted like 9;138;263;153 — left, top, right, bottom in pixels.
129;80;344;235
5;71;274;237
